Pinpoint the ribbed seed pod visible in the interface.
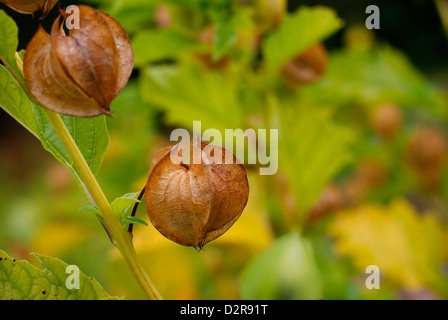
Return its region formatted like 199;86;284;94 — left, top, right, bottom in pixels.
145;140;249;249
24;5;134;117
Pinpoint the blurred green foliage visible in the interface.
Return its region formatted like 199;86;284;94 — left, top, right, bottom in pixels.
0;0;448;300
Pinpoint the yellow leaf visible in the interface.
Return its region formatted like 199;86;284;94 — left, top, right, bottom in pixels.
329;198;448;290
31;221;87;257
211;209;273;250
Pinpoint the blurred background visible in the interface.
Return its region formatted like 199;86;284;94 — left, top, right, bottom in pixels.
0;0;447;299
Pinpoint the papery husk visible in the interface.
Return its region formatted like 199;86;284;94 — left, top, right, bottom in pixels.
24;5;134;117
145;140;249;248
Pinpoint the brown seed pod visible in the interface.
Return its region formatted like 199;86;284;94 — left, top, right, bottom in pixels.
406;126;447;188
370;103;403;140
144;140;249;249
282;43;328;86
0;0;58;16
24;5;134;117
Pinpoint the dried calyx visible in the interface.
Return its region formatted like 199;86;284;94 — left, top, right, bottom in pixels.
24;5;134;117
0;0;58;17
144;139;249;249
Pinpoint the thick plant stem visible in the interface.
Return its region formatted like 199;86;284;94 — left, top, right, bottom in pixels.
42;109;162;300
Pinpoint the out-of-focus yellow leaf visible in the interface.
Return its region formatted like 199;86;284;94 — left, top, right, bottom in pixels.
102;132;127;165
211;210;273;250
329;198;448;290
30;222;87;257
139;246;199;300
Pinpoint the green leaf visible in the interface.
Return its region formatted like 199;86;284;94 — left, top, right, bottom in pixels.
32;107;109;183
0;65;39;138
211;8;252;61
111;197;140;217
0;12;39;138
60;115;109;176
139;62;244;131
0;250;118;300
213;17;237;61
79;206;101;215
263;6;343;74
0;10;23;82
111;192;141;225
239;231;322;300
126;216;148;227
272;96;354;215
132;29;200;67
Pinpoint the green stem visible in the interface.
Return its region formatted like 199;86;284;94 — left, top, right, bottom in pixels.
43;110;162;300
12;53;162;300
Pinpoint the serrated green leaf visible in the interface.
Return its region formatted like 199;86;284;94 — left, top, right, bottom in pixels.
32;107;109;177
126;216;148;227
0;250;118;300
263;6;343;74
239;231;322;300
139;62;244;131
59;115;109;176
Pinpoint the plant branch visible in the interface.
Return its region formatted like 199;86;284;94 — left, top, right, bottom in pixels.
13;53;162;300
